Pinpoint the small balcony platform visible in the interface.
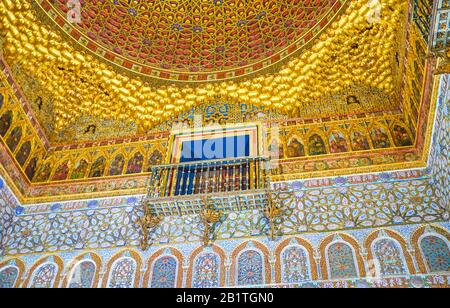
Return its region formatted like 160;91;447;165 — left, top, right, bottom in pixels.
138;156;279;249
145;156;272;216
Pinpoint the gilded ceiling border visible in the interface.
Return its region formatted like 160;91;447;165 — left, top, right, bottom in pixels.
32;0;350;84
0;58;50;149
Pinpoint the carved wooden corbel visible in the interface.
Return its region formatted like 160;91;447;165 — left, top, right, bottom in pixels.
200;197;223;247
137;204;162;251
264;192;283;240
433;48;450;75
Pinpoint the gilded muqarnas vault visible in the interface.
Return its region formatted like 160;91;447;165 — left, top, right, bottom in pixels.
0;0;448;288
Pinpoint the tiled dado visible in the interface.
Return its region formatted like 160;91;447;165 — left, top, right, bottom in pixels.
0;166;448;257
0;222;449;288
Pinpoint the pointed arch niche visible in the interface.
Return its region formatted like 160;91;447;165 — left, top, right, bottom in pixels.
144;247;184;288
274;237;318;284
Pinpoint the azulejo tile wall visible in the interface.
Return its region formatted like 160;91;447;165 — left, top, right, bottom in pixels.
0;223;450;288
0;167;446;257
0;180;15;257
430;75;450;210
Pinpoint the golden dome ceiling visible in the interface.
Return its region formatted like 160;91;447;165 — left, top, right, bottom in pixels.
0;0;407;141
37;0;345;82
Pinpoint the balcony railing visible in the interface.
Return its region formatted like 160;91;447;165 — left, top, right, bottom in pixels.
144;156;271;217
148;156;270;197
139;156;279;249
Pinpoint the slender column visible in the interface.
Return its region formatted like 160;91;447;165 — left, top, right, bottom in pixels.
192;166;197;195
360;247;370;278
178;165;185;195
205;165;210;194
199;164;205;194
182;261;189;288
408;244;421;274
269;257;276;285
226;165;231;192
225;260;232;287
139;268;147;288
314;249;322;281
98;268;107;288
164;167;171;197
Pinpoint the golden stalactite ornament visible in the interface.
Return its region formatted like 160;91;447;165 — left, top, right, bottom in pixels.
0;0;407;133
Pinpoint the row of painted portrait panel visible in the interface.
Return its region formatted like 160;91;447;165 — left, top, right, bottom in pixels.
0;95;165;182
270;122;414;160
1;226;449;288
32;149;165;183
32;122;414;184
0;93;46;181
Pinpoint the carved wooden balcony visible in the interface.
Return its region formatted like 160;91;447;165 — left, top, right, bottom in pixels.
144;156;272;217
138;156;279;249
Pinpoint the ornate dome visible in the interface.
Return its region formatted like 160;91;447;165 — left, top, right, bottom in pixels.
37;0;344;81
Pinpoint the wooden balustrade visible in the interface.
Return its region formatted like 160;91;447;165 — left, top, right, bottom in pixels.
147;156;270;198
140;156;275;249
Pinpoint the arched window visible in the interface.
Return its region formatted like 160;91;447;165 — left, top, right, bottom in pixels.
236;249;264;286
192;253;220;288
6;126;22;152
370;127;391;149
281;245;311;283
372;238;407;276
30;263;57;288
107;258;137;288
0;266;19;288
68;261;96;288
16;141;31;166
150;256;178;288
420;235;450;272
286;137;305;158
326;242;358;279
268;138;284;159
392;124;413;147
350;130;370;151
146;150;163;171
